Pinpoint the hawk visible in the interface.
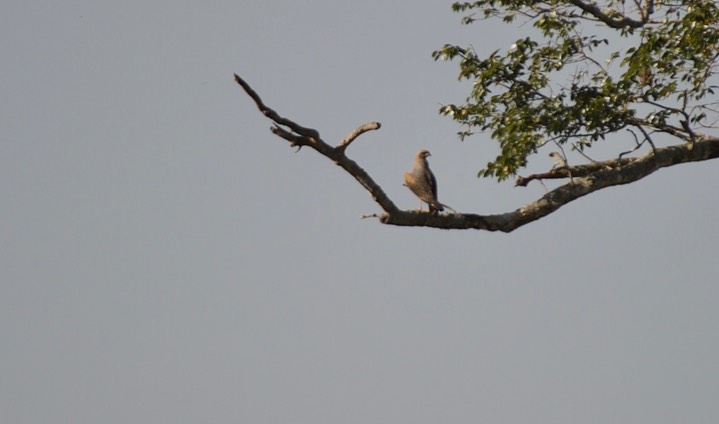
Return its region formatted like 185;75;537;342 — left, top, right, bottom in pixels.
404;149;444;214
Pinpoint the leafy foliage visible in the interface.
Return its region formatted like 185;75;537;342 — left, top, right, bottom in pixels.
434;0;719;180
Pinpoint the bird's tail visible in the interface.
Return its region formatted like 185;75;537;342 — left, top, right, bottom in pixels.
432;202;458;214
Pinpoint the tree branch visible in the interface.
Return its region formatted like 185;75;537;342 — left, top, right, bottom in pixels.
338;122;382;152
270;124;310;148
567;0;651;29
234;74;400;215
515;156;635;187
382;137;719;231
234;73;320;140
235;73;719;232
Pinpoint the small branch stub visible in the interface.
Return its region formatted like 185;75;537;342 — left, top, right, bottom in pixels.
338;122;382;151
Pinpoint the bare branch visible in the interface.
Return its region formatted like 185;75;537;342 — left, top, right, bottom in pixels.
571;143;608;165
234;73;320;140
235;74;400;215
619;128;644;159
515;168;571;187
515;156;635;187
270;125;310;148
631;116;689;142
631;124;657;152
338;122;382;152
567;0;651;29
641;98;697;141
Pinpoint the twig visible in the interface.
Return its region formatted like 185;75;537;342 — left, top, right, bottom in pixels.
619;128;644;159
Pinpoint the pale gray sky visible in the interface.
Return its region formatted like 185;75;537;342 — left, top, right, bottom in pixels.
2;1;718;423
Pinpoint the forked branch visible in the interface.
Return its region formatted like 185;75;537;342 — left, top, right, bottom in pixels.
234;73;397;214
235;73;719;232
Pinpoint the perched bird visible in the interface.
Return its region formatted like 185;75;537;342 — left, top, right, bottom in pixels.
549;151;567;169
404;149;444;214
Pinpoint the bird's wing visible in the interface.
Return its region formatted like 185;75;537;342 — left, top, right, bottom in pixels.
405;171;434;203
417;162;438;202
426;167;438;200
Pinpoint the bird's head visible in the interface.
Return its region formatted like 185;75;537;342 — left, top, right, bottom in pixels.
417;149;431;159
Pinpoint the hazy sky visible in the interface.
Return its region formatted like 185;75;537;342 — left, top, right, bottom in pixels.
2;1;718;423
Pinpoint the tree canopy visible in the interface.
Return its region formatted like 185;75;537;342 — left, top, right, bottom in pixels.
434;0;719;180
236;1;719;231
